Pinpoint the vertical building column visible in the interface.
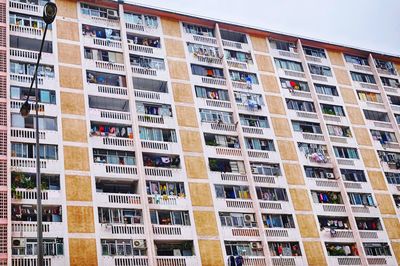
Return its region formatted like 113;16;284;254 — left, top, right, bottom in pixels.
0;0;9;264
160;17;221;266
55;0;97;265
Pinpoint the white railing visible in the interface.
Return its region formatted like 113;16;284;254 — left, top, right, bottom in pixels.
227;60;247;69
141;140;169;151
278;50;300;59
12;189;60;201
296;111;318;119
107;256;149;266
153;225;184;235
144;167;175;177
244;257;267;266
373;121;392;129
231;81;253;90
209;123;236;132
106;224;145;235
195;55;222;65
105;164;137;175
10;24;42;37
201;76;226;86
337;159;355;166
155;256;197;266
248;150;269;159
12;222;50;233
94;60;125;72
222;40;244;49
132;66;158;76
10;100;45;113
101;137;135;147
205;99;231;109
302;133;325;141
323;114;342;123
359;82;379;90
271;257;302;266
134;90;161;100
253;175;276;184
384;86;398;94
93;37;122;49
215;147;242;157
12;256;53;266
330;136;348;144
305;55;322;63
332;256;362;265
311;74;328;82
10;73;44;85
317;94;334;102
99;109;131;121
242;126;264;135
148;195;187;206
225;199;253;209
96;84;128;96
321;204;346;213
344;182;363;189
221;173;247;182
290;90;312;99
86;15;119;27
10;48;39;60
359;231;378;239
353;64;372;72
351;206;370;214
231;228;260;237
283;70;306;78
192;34;217;45
11;128;46;140
11;158;47;169
9;0;42;13
125;22;145;32
315;179;338;188
265;228;289;238
138;114;165;124
259;201;282;210
99;193;141;205
129;43;158;55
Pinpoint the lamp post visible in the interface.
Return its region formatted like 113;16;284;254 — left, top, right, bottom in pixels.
19;2;57;265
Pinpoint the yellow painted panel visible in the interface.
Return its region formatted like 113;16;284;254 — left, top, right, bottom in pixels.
179;130;203;152
375;194;396;214
189;183;213;206
303;241;328;266
333;67;351;86
340;87;358;104
283;163;305;185
64;146;90;171
161;17;181;37
271;117;292;138
56;20;79;41
56;0;78;19
297;214;319;238
346;106;365;125
198;240;224;266
360;148;380;168
391;242;400;265
176;106;198;127
69;238;98;266
383;218;400;239
164;38;186;58
290;188;312;211
59;66;83;89
328;50;345;66
250;36;268;52
266;95;286;115
168;60;189;80
60;92;85;115
277;140;298;161
255;54;274;73
67;206;94;233
184;156;208;179
66;175;92;201
58;43;81;65
352;127;372;146
260;74;280;93
193;211;218;236
62;118;87;142
367;171;388;191
172;82;193;103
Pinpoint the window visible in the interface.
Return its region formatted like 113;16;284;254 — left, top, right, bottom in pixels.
292;121;322;134
209;158;245;173
363;243;391;256
127;34;160;48
11;114;57;131
239;114;269;128
280;78;309;92
269;242;301;256
314;84;338;96
311;191;342;204
98;208;142;224
389;95;400;106
215;185;250;199
195;86;229;101
325;243;358;256
225;50;252;63
220;213;257;228
10;36;53;53
230;70;258;84
286;99;315;112
385;172;400;185
356;217;382;231
344;54;369;65
101;239;146;256
262;214;295;228
234;91;263;105
93;149;135;165
150;210;190;226
321;104;345;116
318;216;349;230
82;24;120;40
11;86;56;104
183;23;214;37
363;110;389;122
9;12;48;30
256;187;288;201
393;195;400;207
12;238;63;256
341;169;366;182
298;143;328;157
89;96;130;112
84;48;124;64
124;13;158;28
308;64;332;76
357;91;382;103
139;127;177;142
326;125;352;137
220;29;247;43
378;151;400;163
381;77;399;87
250;163;281;176
225;241;263;256
274;58;303;72
204;133;239;148
10;61;54;78
375;59;396;74
348;193;375;206
191;64;224;78
146;181;185;196
350;71;376;84
303;46;326;58
333;147;359;159
86;70;126;87
245;138;275;151
187;43;219;57
130;55;165;70
80;3;109;18
91;122;133;138
269;39;296;51
142;154;180;168
199;109;233;124
136;102;172;117
11;143;58;160
370;130;397;143
304;166;334;179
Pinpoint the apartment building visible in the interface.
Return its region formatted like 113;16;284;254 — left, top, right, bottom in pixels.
4;0;400;265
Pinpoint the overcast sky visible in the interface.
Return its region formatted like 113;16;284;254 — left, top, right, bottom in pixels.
130;0;400;56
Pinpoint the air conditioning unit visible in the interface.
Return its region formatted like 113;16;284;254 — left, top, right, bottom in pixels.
107;9;119;20
244;214;254;222
133;240;146;249
326;173;335;179
12;238;25;247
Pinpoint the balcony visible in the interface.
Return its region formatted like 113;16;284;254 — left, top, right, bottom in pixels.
322;114;349;124
258;200;292;213
9;0;43;16
215;198;254;210
137;114;175;128
336;158;364;168
209;171;248;184
277;68;306;80
128;43;164;57
365;119;393;130
247;150;280;161
147;195;189;209
10;48;52;64
320;228;354;241
11;221;63;237
144;167;184;179
221;226;261;240
354;81;379;91
265;228;300;241
227;59;256;72
293;131;325;143
282;88;312;101
328;256;362;266
287;109;318;121
270;256;305;266
134;90;172;104
183;31;217;46
305;54;330;65
83;35;122;52
155;256;198;266
310;74;336;84
195;98;232;110
152;225;194;239
92;163;138;179
236;102;266;115
231;81;262;92
10;73;56;89
9;24;51;41
204;146;243;160
102;256;149;266
86;83;128;99
358;100;386;112
191;53;223;66
201;122;237;134
84;59;125;74
359;230;388;242
10;100;58;117
192;74;227;87
90;136;134;151
95;192;141;208
11;158;60;174
242;126;271;137
11;128;59;144
222;39;250;51
313;203;347;215
346;62;372;73
131;66;168;80
305;178;339;191
12;256;66;266
373;140;400;152
80;13;120;29
99;223;145;237
384;85;400;95
141;140;180;154
252;174;285;187
367;256;396;265
12;189;61;205
270;47;300;60
125;22;162;35
89;108;131;124
350;205;380;217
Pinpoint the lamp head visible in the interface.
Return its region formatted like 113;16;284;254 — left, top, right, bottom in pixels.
43;2;57;25
20;101;31;118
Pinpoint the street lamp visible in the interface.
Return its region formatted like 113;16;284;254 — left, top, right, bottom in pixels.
19;2;57;265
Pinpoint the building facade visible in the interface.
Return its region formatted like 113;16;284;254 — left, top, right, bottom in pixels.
5;0;400;265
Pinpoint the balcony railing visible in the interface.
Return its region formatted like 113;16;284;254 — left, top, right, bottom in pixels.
125;22;161;35
148;195;188;207
128;43;163;57
95;192;141;206
155;256;198;266
100;223;145;236
103;256;149;266
9;0;43;15
12;256;65;266
11;221;63;236
10;24;43;38
12;189;61;202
